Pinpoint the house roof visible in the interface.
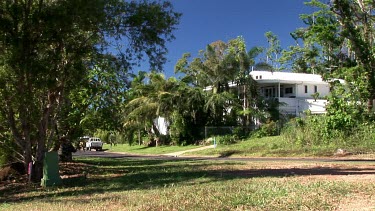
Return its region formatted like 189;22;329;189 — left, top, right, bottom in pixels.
204;70;343;91
250;70;328;85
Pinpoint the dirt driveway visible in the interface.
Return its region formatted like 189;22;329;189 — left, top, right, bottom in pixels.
73;149;375;162
73;150;375;209
73;150;375;182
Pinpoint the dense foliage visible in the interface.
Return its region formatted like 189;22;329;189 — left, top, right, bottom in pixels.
278;0;375;148
119;37;285;146
2;0;375;184
0;0;180;181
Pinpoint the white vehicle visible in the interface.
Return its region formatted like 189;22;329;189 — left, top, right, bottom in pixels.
85;137;103;151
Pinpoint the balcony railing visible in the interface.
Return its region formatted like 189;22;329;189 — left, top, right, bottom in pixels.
278;97;327;116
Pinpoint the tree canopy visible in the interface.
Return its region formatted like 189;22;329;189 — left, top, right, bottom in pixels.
277;0;375;143
0;0;180;182
3;0;375;184
175;37;274;128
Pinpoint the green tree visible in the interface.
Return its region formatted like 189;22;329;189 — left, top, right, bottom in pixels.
124;71;208;145
169;84;207;145
264;31;282;70
176;40;234;125
0;0;180;182
175;37;263;128
280;0;375;145
283;0;375;112
331;0;375;112
280;1;342;74
122;71;148;145
124;72;179;144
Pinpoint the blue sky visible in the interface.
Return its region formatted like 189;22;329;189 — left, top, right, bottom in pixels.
140;0;317;77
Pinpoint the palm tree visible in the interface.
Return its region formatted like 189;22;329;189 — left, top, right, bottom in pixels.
123;72;180;145
175;37;265;128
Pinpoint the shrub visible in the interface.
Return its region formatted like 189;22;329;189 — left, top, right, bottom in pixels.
281;115;375;152
252;121;280;138
169;112;203;146
282;115;334;147
216;135;237;145
232;127;250;140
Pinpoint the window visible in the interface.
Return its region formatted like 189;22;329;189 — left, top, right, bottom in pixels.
264;87;276;97
285;87;293;94
304;85;308;93
314;85;318;93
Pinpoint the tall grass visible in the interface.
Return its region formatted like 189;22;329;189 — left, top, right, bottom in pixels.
187;136;350;157
281;116;375;154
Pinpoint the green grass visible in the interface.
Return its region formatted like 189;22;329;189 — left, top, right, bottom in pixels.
103;136;375;158
1;157;374;210
105;143;201;154
188;136;343;157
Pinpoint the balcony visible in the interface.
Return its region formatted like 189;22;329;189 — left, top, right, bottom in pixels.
278;97;327;116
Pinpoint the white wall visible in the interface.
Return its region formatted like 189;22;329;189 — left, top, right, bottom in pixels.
153;117;169;135
250;71;324;82
296;83;329;99
279;98;328;116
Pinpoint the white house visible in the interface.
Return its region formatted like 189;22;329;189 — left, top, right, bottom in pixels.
153;117;169;135
250;70;332;116
155;71;336;137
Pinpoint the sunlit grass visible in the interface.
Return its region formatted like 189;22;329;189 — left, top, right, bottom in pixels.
184;136;375;158
104;143;201;155
1;179;359;210
1;157;374;210
189;136;332;157
104;136;339;157
102;135;375;158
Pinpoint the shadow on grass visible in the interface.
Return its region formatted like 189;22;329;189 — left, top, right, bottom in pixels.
133;146;150;150
0;158;233;203
218;150;240;158
1;157;375;204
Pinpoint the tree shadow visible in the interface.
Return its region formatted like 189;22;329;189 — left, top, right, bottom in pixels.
1;157;374;204
218;150;240;158
0;159;236;202
209;166;375;178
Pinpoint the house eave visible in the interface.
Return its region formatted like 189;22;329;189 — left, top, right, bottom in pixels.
255;79;328;85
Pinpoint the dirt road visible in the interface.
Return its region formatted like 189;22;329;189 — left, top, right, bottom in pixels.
73;149;375;163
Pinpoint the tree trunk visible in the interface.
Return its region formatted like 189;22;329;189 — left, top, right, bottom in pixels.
33;123;48;182
32;149;45;183
152;123;161;147
138;129;141;145
367;66;375;112
3;99;33;177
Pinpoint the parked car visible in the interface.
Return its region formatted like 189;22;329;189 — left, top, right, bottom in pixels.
85;137;103;151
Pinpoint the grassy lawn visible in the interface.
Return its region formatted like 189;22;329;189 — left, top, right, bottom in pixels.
204;136;375;158
1;157;374;210
188;136;341;158
105;143;202;155
104;136;375;158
